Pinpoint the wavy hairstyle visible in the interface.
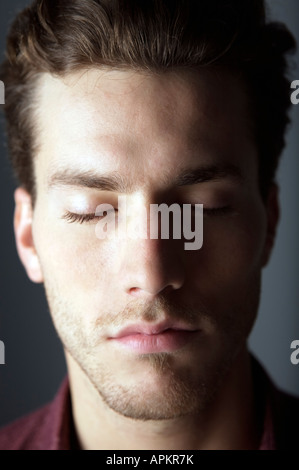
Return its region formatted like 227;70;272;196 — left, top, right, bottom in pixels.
0;0;296;201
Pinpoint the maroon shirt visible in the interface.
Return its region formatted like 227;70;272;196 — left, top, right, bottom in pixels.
0;358;298;450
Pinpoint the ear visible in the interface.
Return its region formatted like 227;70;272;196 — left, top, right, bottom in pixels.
14;187;43;283
262;183;280;267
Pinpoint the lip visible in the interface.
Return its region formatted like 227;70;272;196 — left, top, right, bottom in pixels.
109;322;200;354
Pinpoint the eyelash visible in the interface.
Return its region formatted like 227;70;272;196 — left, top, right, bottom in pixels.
62;211;112;225
62;206;232;225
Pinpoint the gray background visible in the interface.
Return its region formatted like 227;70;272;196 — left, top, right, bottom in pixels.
0;0;298;427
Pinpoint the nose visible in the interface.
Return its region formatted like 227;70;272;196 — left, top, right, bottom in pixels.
118;237;185;299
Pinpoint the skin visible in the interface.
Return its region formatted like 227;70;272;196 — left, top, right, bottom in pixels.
14;68;279;449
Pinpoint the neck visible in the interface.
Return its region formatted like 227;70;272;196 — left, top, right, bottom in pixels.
66;348;260;450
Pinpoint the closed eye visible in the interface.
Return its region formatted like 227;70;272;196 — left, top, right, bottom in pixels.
62;210;116;224
203;206;232;216
62;205;232;225
182;205;232;216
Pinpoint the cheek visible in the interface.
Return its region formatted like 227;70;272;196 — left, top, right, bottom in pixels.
182;205;266;342
33;216;118;301
188;205;267;297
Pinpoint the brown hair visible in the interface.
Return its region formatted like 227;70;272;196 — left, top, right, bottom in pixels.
0;0;296;201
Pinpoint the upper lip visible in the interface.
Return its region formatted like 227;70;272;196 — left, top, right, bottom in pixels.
110;321;199;339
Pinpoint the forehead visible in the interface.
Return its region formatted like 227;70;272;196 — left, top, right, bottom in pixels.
35;67;254;187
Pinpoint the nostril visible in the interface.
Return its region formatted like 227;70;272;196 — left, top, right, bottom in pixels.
128;284;177;298
129;287;141;296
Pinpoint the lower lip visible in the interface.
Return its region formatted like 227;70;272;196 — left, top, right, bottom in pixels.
111;329;199;354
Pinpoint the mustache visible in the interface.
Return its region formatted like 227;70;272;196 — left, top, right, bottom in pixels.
95;294;210;330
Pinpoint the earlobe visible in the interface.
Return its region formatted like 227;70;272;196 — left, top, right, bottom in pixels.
14;188;43;283
262;183;280;267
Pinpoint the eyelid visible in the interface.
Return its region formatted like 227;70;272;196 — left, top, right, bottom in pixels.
62;205;233;225
203;206;234;216
181;204;232;214
62;212;97;224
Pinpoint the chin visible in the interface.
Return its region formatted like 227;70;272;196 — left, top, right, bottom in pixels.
87;352;221;421
97;375;203;421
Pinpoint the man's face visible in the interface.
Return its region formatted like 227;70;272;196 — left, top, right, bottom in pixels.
16;68;274;420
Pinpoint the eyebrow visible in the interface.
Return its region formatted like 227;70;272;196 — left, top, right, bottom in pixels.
48;169;131;193
47;164;244;193
174;164;244;186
